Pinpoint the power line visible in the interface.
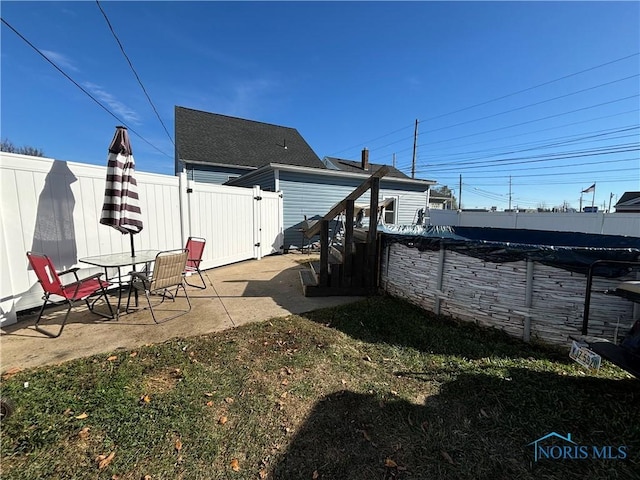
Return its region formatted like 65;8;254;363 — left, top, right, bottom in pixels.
421;126;639;166
0;16;172;159
405;109;639;158
332;53;639;158
390;94;640;164
417;74;639;139
96;0;175;148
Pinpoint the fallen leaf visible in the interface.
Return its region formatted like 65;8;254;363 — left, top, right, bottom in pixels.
312;470;319;479
259;469;268;479
1;366;23;380
230;458;240;471
97;451;115;469
63;408;73;416
218;416;228;425
107;355;117;362
206;401;214;407
281;379;289;386
175;439;183;452
139;395;151;405
143;476;152;480
341;379;347;385
225;397;234;404
204;392;214;397
111;475;120;479
280;392;288;399
78;427;90;440
363;355;372;362
129;352;138;358
441;450;455;465
390;390;398;396
385;458;398;468
75;412;88;419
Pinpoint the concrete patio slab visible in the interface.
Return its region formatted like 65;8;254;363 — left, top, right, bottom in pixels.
0;253;363;371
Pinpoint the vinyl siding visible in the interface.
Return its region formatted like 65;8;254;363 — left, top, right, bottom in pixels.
279;171;428;248
227;169;276;191
188;165;253;185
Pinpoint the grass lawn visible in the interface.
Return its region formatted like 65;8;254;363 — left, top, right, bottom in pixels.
1;296;638;479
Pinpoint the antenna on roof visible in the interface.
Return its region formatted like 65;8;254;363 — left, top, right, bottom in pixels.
283;139;287;150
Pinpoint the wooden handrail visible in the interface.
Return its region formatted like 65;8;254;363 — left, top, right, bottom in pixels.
304;165;390;238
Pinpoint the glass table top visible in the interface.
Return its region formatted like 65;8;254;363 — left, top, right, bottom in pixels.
79;249;160;268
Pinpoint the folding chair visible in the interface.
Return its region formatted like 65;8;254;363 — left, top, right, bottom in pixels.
26;252;114;338
184;236;207;289
126;249;191;324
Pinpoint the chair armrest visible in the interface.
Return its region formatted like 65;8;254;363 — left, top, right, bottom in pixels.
79;272;107;282
57;267;80;277
130;271;150;282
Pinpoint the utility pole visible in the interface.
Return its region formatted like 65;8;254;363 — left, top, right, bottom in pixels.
508;175;512;211
411;119;418;179
459;174;462;210
392;153;396;169
608;192;614;213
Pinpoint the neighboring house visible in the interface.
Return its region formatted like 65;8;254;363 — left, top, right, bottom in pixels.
614;191;640;213
427;193;454;210
175;106;436;249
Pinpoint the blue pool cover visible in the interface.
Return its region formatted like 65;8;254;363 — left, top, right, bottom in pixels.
380;225;640;278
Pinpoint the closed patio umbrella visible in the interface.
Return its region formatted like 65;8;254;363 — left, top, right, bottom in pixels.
99;126;143;256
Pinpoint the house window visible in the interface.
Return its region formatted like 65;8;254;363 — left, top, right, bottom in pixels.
383;198;397;224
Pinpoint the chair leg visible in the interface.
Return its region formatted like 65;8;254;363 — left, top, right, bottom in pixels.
86;286;115;319
34;296;72;339
184;269;207;289
148;283;191;324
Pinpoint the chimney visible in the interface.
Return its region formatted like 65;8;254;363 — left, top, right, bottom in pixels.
361;148;369;171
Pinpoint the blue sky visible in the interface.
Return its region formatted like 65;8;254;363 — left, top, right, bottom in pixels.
2;1;639;211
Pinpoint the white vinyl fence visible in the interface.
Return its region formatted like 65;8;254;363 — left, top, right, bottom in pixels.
0;153;283;326
427;209;640;237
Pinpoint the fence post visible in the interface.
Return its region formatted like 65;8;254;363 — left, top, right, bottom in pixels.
523;259;534;342
435;243;446;315
253;185;262;260
178;171;190;247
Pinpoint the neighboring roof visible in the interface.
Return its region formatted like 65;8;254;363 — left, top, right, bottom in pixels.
226;162;436;188
614;191;640;211
175;106;325;169
324;156;410;179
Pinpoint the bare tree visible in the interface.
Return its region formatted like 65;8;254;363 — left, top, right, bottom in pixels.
1;138;45;157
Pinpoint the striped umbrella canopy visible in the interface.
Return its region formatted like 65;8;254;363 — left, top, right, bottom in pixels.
99;126;143;255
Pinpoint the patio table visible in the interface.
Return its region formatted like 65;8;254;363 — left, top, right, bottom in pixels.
79;250;160;318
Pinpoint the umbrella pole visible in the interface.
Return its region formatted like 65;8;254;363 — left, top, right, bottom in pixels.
130;232;136;258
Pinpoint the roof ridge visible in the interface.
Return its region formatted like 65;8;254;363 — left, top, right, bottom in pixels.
175;105;298;132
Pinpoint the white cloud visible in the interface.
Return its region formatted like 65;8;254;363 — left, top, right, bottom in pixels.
83;82;141;125
41;50;79;72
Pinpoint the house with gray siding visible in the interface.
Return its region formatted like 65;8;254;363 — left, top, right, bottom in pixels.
175;106;436;249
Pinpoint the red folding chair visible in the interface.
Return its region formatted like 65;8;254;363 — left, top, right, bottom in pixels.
26;252;114;338
184;236;207;289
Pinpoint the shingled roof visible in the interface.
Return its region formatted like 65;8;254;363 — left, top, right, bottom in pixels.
175;106;324;169
324;156;410;179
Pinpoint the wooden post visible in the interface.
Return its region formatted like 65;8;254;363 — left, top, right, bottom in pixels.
365;178;380;288
368;177;380;245
343;200;355;287
320;220;329;286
